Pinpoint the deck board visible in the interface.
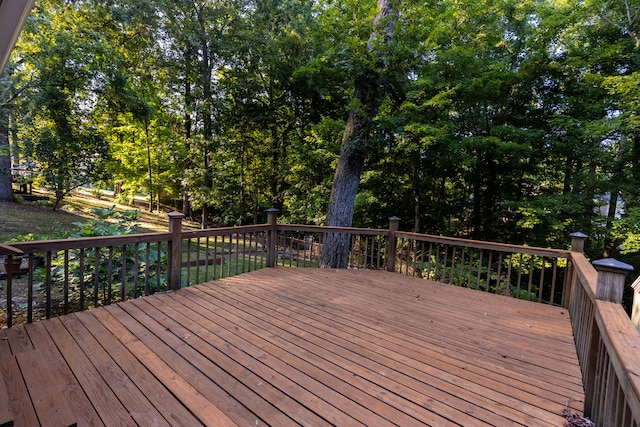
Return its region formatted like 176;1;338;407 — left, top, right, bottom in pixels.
0;268;584;426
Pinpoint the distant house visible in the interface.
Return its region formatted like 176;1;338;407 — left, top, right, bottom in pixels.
594;193;625;220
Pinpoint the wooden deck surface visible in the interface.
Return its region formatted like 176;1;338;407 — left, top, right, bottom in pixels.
0;268;584;426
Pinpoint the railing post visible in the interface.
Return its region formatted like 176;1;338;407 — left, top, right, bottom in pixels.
564;232;588;308
266;208;279;268
1;244;23;328
592;258;634;304
168;211;184;291
570;232;588;253
3;255;22;328
387;216;400;272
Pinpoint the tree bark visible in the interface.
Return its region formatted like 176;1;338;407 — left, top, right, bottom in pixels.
145;118;153;212
0;78;13;201
183;47;193;219
321;0;397;267
0;122;13;202
196;4;213;229
603;136;627;257
411;161;421;232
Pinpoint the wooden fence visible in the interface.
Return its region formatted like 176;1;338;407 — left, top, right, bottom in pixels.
2;209;640;424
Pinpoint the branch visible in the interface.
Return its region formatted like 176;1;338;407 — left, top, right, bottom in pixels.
0;83;31;109
599;0;640;49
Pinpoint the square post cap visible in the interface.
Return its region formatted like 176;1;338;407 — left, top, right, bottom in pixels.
592;258;634;273
592;258;633;303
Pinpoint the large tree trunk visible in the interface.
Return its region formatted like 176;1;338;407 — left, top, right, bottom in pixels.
321;103;370;268
197;6;214;230
145;118;153;212
321;0;397;267
182;47;193;219
603;136;627;257
0;123;12;201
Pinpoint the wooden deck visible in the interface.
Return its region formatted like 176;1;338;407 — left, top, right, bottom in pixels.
0;268;584;426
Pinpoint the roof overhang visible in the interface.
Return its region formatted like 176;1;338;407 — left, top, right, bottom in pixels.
0;0;37;76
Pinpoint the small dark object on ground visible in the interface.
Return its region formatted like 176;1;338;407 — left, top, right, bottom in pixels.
561;408;594;427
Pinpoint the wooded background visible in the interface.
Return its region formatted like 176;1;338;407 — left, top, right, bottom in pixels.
1;0;639;263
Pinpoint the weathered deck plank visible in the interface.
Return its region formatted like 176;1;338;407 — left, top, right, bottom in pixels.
0;355;38;426
24;321;104;426
209;270;579;426
171;287;445;427
0;268;584;426
73;309;203;426
14;350;76;427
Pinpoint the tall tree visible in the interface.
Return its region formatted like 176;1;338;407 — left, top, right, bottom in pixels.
12;0;111;210
321;0;399;267
0;73;14;202
325;0;398;228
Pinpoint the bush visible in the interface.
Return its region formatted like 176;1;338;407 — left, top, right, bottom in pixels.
41;206;168;310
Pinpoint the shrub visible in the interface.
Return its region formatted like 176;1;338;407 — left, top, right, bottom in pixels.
41;206;168;310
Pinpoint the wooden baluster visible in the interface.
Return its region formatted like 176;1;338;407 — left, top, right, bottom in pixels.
28;253;35;322
120;245;127;302
132;244;139;298
631;276;640;332
64;249;69;313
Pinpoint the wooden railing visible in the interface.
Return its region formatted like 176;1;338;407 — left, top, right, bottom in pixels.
393;232;570;304
2;209;640;424
1;211;572;325
568;253;640;426
0;215;270;327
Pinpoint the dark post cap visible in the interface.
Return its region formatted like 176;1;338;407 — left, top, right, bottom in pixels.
592;258;634;272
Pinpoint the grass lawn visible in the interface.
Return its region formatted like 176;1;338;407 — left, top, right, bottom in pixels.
1;189;198;243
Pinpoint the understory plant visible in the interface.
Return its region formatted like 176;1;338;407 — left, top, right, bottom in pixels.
40;206;168;311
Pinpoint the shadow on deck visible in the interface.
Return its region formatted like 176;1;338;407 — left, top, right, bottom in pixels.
0;268;583;426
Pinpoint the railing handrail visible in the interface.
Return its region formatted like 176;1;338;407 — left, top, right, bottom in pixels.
395;231;571;258
570;252;597;299
183;224;270;239
2;223;568;260
0;243;23;256
7;232;173;253
277;224;570;259
569;251;640;425
278;223;388;236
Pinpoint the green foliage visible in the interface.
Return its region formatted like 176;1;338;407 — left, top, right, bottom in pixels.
8;233;40;243
613;207;640;254
71;206;140;237
4;0;640;263
513;194;594;248
11;0;112;209
43;206;166;309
